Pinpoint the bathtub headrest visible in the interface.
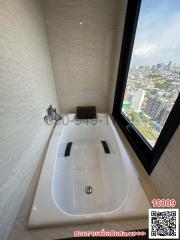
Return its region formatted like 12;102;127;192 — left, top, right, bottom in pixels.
76;106;97;119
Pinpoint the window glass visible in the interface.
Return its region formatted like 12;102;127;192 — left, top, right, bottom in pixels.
122;0;180;146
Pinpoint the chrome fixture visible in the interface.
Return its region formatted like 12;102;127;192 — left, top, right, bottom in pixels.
44;105;62;125
85;186;92;194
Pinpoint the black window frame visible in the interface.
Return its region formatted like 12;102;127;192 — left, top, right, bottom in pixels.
113;0;180;175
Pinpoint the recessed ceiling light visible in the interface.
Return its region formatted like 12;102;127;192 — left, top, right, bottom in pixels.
79;22;83;25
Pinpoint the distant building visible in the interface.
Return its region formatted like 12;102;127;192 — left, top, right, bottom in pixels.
144;96;163;119
167;61;172;70
157;63;162;70
131;89;145;112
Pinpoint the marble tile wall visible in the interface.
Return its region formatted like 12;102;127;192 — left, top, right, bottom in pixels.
0;0;58;239
42;0;125;113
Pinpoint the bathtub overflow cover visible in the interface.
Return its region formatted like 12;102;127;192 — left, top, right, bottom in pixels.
85;186;92;194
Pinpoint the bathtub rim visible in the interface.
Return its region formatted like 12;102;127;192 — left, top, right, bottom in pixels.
27;113;151;228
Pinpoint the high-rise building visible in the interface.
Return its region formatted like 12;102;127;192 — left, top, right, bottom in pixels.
167;61;172;70
144;96;168;121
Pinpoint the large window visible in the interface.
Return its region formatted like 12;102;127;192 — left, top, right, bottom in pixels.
113;0;180;174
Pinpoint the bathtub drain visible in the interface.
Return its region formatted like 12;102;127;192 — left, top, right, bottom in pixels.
85;186;92;194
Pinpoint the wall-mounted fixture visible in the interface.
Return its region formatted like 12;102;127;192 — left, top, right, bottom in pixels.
44;105;62;125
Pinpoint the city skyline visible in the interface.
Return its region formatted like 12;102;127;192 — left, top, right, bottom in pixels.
122;61;180;146
131;61;180;68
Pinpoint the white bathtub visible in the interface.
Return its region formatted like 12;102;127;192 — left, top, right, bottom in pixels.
28;114;150;228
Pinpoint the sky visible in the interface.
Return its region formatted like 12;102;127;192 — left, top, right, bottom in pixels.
131;0;180;66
